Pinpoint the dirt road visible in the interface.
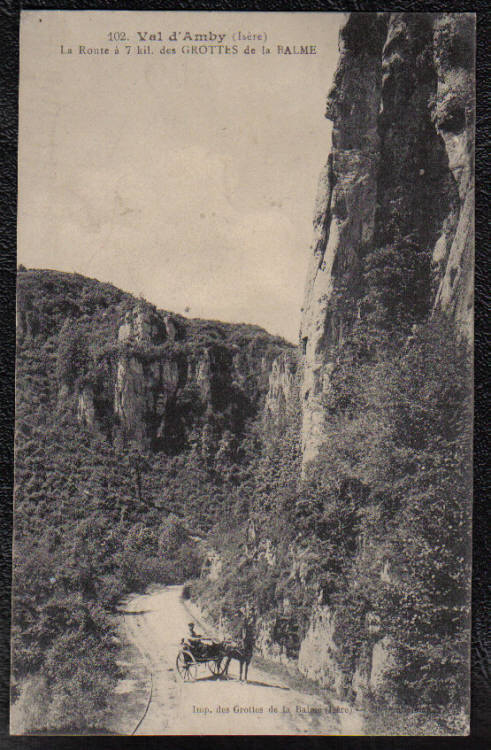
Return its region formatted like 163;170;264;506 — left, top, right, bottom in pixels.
117;585;363;735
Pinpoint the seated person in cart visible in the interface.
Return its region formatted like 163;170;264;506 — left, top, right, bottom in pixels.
187;622;202;643
183;622;221;660
184;622;204;655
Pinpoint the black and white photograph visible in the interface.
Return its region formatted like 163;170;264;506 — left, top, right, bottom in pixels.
12;10;474;735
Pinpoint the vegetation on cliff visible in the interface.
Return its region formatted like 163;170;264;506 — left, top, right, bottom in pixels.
13;254;471;735
191;317;471;734
12;269;292;732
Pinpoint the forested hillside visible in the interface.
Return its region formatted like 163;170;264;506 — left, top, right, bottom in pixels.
12;269;293;732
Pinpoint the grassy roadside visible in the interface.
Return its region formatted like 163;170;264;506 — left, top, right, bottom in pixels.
105;613;152;735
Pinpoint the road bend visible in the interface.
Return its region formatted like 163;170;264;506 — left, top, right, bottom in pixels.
119;585;363;735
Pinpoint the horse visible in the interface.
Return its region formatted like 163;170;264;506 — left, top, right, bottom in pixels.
223;618;255;682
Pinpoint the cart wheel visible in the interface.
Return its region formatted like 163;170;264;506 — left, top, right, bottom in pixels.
176;650;198;682
208;658;226;677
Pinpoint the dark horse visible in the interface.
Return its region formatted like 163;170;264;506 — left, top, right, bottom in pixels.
223;618;255;682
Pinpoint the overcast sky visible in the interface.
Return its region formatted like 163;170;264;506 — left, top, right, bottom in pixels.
18;11;343;342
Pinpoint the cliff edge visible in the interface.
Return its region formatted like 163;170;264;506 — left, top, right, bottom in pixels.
300;12;474;468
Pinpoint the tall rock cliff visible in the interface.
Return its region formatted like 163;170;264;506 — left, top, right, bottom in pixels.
16;270;293;460
300;12;474;469
113;302;186;447
264;351;298;429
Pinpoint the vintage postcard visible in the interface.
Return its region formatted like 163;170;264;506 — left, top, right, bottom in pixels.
12;11;474;735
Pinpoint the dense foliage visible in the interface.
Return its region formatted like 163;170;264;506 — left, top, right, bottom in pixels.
13;268;472;735
191;250;472;734
12;270;291;732
319;314;472;714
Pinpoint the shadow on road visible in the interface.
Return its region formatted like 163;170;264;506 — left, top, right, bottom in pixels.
190;675;290;691
117;610;153;616
207;676;290;690
239;679;289;691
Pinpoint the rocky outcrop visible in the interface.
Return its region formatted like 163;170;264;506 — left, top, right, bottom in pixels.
117;301;179;345
300;13;386;467
109;303;265;450
298;606;345;693
114;355;182;445
113;302;184;446
300;12;475;469
297;605;395;702
264;351;298;428
17;269;293;456
431;14;475;335
77;385;96;429
57;298;290;454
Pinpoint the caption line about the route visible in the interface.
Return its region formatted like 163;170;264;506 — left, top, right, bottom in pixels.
59;29;318;56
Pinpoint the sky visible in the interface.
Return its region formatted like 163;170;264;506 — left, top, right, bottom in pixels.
18;11;343;343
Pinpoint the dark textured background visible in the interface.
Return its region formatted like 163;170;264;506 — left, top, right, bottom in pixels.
0;1;488;747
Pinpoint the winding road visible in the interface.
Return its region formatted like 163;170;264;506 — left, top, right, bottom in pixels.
118;585;363;735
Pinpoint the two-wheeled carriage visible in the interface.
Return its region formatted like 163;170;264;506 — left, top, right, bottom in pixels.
176;637;230;682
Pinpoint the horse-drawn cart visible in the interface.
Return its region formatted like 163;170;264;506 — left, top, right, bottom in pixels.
176;637;231;682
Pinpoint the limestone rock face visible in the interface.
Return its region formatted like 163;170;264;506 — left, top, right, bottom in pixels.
163;314;178;342
118;301;168;345
431;14;475;335
300;12;474;469
298;605;395;700
110;304;283;452
77;385;96;429
17;270;293;463
298;606;345;693
264;351;298;428
193;343;254;449
113;353;183;447
114;356;150;444
300;13;386;467
196;350;213;403
196;345;239;410
113;303;184;446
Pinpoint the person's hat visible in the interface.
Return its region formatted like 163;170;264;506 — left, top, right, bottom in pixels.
188;622;194;627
